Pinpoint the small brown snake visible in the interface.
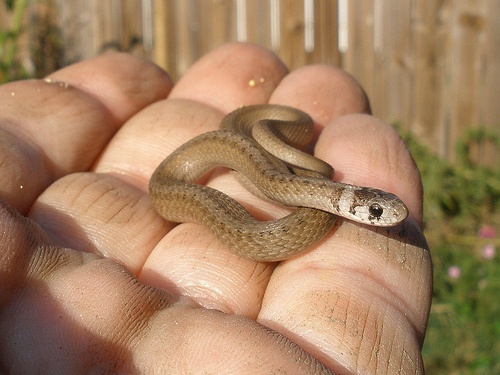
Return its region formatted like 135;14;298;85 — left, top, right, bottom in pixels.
149;105;409;261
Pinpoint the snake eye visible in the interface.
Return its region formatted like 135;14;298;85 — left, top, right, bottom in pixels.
369;203;384;218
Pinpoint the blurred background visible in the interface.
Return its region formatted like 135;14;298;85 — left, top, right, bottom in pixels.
1;0;498;373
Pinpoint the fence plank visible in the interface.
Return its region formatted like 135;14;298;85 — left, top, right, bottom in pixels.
276;0;307;68
245;0;272;47
343;0;375;98
372;0;413;129
311;0;340;66
152;0;175;75
412;0;446;155
443;0;498;164
480;0;500;167
0;0;498;165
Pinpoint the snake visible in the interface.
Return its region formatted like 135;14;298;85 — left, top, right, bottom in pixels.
149;105;409;261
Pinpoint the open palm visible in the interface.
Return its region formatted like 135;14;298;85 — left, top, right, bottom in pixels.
0;43;431;374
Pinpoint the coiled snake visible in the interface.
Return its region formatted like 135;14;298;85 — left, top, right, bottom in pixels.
149;105;408;261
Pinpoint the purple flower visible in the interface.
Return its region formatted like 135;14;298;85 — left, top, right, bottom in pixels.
481;244;496;260
448;266;461;279
478;225;497;239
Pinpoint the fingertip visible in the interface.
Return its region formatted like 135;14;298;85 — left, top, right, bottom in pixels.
271;64;371;127
46;52;173;123
170;42;288;112
316;114;423;225
0;79;118;209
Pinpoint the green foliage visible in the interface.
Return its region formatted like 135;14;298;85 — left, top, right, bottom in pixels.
425;241;500;374
5;0;14;10
399;125;500;374
0;0;29;83
404;127;499;233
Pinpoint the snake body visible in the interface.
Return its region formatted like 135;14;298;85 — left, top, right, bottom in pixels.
149;105;408;261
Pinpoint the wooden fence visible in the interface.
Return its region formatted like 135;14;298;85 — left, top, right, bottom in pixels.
1;0;498;166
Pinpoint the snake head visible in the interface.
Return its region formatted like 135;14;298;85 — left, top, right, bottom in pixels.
340;187;409;227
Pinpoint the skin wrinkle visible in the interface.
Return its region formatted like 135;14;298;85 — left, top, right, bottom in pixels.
270;289;348;373
359;300;374;371
350;224;427;329
79;180;113;218
353;267;423;352
357;297;382;373
75;176;138;226
389;324;402;374
105;188;147;227
352;296;374;369
113;284;158;348
61;174;106;213
32;175;164;269
370;300;386;373
389;323;405;373
353;262;416;328
392;311;418;373
246;262;272;287
298;241;417;334
28;245;68;280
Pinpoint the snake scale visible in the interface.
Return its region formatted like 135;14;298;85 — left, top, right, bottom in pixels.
149;105;408;261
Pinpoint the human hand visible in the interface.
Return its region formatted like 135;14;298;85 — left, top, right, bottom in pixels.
0;43;431;374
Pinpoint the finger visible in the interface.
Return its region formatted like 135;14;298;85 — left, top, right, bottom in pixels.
28;172;169;275
254;66;430;373
316;114;423;223
261;220;430;374
169;42;288;112
29;44;289;318
0;199;332;374
46;52;172;123
0;53;172;214
269;64;372;161
270;64;371;132
23;54;172;272
263;117;428;373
